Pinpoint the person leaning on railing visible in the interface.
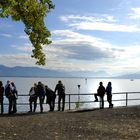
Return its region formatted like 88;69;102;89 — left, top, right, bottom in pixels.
94;82;105;109
45;85;56;111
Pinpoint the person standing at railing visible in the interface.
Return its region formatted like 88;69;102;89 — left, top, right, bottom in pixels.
5;81;13;114
28;83;38;112
94;82;105;109
55;80;65;111
45;85;56;111
106;82;113;108
0;81;4;114
37;81;45;113
11;82;18;114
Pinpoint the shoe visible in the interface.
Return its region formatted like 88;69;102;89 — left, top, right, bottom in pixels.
100;107;104;109
94;100;98;102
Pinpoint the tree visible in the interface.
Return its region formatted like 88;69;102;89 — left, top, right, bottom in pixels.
0;0;54;65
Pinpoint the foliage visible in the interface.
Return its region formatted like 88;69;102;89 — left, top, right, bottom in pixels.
0;0;54;65
75;101;84;109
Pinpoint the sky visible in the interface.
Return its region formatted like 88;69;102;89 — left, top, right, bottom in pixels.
1;0;140;76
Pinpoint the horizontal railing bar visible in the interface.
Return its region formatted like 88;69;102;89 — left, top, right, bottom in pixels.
3;92;140;111
3;99;140;105
3;92;140;97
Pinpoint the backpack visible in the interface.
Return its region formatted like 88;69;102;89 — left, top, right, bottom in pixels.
29;87;34;95
5;86;12;98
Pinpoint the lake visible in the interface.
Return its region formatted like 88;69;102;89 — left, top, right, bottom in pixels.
0;77;140;112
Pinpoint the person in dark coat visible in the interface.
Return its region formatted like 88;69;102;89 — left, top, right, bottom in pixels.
55;80;65;111
29;83;38;112
5;81;13;114
94;82;105;109
106;82;113;108
37;81;45;113
45;85;56;111
0;81;4;114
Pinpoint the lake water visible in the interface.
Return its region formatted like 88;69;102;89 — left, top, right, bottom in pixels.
0;77;140;112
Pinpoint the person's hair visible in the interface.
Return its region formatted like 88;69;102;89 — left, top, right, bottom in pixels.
34;83;37;87
11;82;15;86
108;82;111;85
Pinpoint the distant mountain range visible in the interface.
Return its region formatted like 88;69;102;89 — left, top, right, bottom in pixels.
0;65;110;77
115;73;140;79
0;65;140;78
0;65;69;77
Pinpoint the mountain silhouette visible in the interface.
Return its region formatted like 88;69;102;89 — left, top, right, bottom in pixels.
0;65;111;77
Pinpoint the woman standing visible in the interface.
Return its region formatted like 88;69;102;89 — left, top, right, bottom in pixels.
106;82;113;108
29;83;37;112
11;82;18;113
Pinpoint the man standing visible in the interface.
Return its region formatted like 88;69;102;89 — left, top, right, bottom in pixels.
94;82;105;109
5;81;13;114
55;80;65;111
37;81;45;113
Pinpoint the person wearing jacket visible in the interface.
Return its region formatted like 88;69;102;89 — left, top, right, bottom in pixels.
11;82;18;114
5;81;13;114
45;85;56;111
94;82;105;109
0;81;4;114
106;82;113;108
37;81;45;113
29;83;38;112
55;80;65;111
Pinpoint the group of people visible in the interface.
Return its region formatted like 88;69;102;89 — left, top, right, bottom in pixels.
94;81;113;109
0;80;113;115
0;80;18;114
28;80;65;113
0;80;65;115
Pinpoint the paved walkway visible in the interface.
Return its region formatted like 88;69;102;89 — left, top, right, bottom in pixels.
0;106;140;140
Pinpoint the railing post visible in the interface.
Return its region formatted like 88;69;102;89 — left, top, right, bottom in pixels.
69;94;71;110
126;92;128;107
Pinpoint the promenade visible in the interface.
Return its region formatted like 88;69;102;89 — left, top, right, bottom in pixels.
0;106;140;140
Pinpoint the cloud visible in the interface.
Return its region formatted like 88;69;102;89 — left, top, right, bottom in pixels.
60;14;140;32
70;22;140;32
11;43;33;52
0;29;139;74
0;33;12;38
52;29;124;58
48;29;140;74
60;14;117;23
42;30;126;72
18;35;28;39
129;8;140;19
0;54;36;67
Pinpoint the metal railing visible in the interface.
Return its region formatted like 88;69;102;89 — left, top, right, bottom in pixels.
65;92;140;110
3;92;140;112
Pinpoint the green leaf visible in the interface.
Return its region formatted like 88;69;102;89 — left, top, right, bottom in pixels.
0;0;55;65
